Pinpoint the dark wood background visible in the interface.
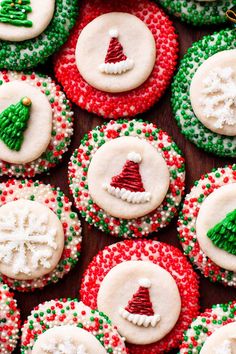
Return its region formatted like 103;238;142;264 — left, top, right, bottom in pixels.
10;5;236;353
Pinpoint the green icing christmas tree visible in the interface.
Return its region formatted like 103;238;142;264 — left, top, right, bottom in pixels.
0;0;32;27
0;97;31;151
207;209;236;256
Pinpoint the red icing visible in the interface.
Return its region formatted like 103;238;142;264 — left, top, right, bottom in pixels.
110;160;145;192
125;286;154;316
105;37;127;64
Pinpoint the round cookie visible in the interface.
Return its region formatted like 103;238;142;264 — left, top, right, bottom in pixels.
0;280;20;353
0;71;73;177
0;179;82;292
54;0;179;119
178;164;236;287
172;29;236;157
68;119;185;238
21;299;127;354
179;301;236;353
158;0;231;26
80;240;200;353
0;0;78;70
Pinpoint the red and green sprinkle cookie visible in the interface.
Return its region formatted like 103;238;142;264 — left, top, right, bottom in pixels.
54;0;179;119
172;28;236;158
68;119;185;238
80;239;200;354
20;298;127;354
0;71;73;178
0;280;20;354
178;164;236;287
179;301;236;353
0;179;82;292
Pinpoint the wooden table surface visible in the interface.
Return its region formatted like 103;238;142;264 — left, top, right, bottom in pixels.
10;6;236;353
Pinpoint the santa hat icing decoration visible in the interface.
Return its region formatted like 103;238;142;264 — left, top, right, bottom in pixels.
119;278;161;327
103;152;151;204
99;28;134;75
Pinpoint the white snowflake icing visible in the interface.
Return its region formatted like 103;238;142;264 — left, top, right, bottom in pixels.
0;207;58;276
40;339;87;354
215;340;232;354
201;67;236;129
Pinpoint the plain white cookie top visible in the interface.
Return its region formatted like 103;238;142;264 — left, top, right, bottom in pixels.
200;322;236;354
76;12;156;93
97;260;181;345
87;136;170;219
0;81;52;164
196;183;236;272
0;0;55;42
32;325;107;354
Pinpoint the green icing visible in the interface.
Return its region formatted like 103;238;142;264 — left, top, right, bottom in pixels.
207;209;236;256
0;97;31;151
0;0;32;27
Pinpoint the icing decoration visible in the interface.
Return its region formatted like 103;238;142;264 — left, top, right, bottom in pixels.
0;205;58;276
0;96;31;151
215;340;232;354
40;338;87;354
99;29;134;74
207;208;236;256
103;152;151;204
119;278;161;327
226;6;236;24
201;67;236;129
0;0;32;27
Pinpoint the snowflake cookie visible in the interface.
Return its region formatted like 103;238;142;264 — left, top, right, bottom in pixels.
178;164;236;287
0;279;20;353
54;0;179;119
0;71;73;177
80;239;200;354
0;179;82;292
172;29;236;157
21;299;127;354
68;119;185;238
0;0;78;70
179;301;236;354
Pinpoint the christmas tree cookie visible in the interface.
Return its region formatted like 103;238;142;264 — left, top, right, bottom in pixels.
68;119;185;238
172;28;236;157
0;71;73;178
178;164;236;287
80;240;199;353
54;0;179;119
0;0;78;70
21;299;127;354
0;280;20;353
179;301;236;353
0;179;82;292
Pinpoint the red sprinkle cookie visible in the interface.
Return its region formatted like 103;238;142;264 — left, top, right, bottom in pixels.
68;119;185;238
54;0;179;119
178;164;236;287
0;280;20;354
0;179;82;292
21;299;127;354
80;239;200;353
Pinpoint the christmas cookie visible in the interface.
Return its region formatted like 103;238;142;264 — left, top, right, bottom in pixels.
178;164;236;287
179;301;236;353
172;29;236;157
0;71;73;177
80;240;200;353
158;0;231;26
21;299;127;354
0;179;82;292
54;0;179;119
0;0;78;70
68;119;185;238
0;280;20;353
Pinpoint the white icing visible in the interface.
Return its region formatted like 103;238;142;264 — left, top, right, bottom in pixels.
138;278;151;288
103;184;151;204
40;338;87;354
201;67;236;129
119;307;161;328
215;340;232;354
127;152;142;163
109;28;118;38
0;206;57;276
99;58;134;75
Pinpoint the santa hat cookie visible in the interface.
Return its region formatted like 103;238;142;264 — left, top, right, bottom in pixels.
0;179;82;292
80;240;200;353
0;280;20;353
21;299;127;354
68;119;185;238
54;0;179;119
178;164;236;287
